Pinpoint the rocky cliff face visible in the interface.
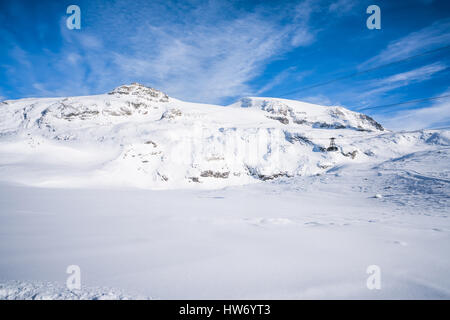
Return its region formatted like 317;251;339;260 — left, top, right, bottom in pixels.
232;97;384;132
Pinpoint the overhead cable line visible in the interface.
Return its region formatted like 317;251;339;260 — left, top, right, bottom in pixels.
358;94;450;111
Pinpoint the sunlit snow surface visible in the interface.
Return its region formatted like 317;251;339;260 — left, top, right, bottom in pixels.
0;281;148;300
0;84;449;299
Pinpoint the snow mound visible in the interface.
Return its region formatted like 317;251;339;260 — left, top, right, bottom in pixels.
0;281;149;300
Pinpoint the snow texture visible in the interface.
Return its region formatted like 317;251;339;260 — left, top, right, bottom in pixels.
0;83;449;299
0;280;148;300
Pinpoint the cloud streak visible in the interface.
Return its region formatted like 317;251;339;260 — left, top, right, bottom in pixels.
1;0;319;104
328;0;357;14
357;62;447;99
377;89;450;131
361;18;450;68
105;1;319;103
3;0;320;104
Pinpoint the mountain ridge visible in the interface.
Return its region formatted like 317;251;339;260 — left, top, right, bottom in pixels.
0;83;447;189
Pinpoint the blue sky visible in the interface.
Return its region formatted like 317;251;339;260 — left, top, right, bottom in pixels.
0;0;449;130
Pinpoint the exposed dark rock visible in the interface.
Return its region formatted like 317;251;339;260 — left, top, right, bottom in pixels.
157;172;168;181
257;100;291;115
256;172;293;181
200;170;230;178
292;119;308;125
144;140;157;147
342;150;358;159
313;122;346;129
267;116;289;124
246;166;292;181
284;132;313;145
109;83;169;102
330;108;346;118
359;114;384;131
128;101;149;109
160;108;182;120
313;145;326;152
63;110;100;120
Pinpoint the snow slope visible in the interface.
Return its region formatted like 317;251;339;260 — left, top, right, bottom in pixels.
0;153;448;299
0;281;148;300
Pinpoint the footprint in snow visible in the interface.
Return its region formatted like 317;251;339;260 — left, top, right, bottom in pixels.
304;221;323;227
387;240;408;246
245;218;293;226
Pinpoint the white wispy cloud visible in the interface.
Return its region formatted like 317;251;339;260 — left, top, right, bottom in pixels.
381;62;447;83
300;94;335;106
290;0;318;47
255;67;300;96
357;62;447;99
328;0;357;14
377;89;450;131
361;18;450;67
7;0;320;104
99;1;320;104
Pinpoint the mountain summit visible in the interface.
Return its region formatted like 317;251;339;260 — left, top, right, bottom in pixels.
108;83;169;102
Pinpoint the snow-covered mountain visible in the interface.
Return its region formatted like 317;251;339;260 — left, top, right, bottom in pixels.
0;83;448;189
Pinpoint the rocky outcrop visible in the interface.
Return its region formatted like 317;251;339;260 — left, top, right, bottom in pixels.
200;171;230;178
234;98;384;132
108;83;169;102
160;108;182;120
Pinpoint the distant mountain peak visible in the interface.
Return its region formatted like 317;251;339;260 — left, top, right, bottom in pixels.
109;83;169;102
230;96;384;132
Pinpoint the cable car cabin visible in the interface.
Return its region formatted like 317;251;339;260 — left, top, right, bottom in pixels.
327;137;338;152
